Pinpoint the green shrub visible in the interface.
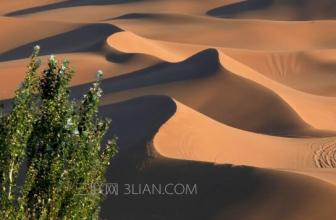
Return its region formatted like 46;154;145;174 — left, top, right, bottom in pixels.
0;46;118;219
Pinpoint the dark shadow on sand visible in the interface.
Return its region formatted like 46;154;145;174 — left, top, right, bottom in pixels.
207;0;274;18
97;96;274;220
0;24;122;62
207;0;336;20
99;95;177;152
109;13;156;20
70;49;220;98
6;0;142;16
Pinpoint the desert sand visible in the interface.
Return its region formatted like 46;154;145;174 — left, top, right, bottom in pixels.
1;0;336;219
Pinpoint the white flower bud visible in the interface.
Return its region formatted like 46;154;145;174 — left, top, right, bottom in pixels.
49;55;55;61
34;45;40;51
96;70;103;80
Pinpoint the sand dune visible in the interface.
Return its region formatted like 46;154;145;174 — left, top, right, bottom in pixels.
110;16;336;51
153;98;335;168
1;0;336;219
0;52;159;100
207;0;336;21
106;31;336;132
0;16;80;53
96;48;331;137
225;49;336;96
0;23;121;62
102;96;336;220
5;0;141;17
0;0;61;15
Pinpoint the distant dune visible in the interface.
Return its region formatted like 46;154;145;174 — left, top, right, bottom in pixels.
207;0;336;20
1;0;336;219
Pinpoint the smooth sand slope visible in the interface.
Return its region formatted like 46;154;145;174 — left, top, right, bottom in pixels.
225;49;336;96
1;0;336;219
0;0;62;15
106;31;336;132
101;96;336;220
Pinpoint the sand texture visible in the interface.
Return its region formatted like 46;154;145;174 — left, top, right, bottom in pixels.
1;1;336;219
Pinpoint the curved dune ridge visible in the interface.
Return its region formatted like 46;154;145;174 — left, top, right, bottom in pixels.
110;15;336;51
106;31;336;132
207;0;336;20
1;0;336;219
153;98;336;169
97;47;331;137
100;96;336;219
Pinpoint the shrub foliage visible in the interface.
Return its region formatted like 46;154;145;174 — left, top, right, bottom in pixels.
0;46;118;219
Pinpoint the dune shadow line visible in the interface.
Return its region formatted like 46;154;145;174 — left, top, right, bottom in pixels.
207;0;273;17
6;0;142;16
99;95;177;152
70;49;220;98
99;96;266;220
0;24;122;62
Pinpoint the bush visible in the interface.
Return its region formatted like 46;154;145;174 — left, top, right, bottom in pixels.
0;46;118;219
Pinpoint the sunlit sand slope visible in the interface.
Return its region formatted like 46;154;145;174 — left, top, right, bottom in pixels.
1;1;336;219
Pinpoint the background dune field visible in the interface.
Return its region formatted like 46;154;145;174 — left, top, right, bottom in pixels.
1;0;336;219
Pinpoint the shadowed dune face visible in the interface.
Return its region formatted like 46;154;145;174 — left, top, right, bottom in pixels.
208;0;274;17
0;0;60;15
0;17;81;53
68;48;324;136
109;19;336;51
207;0;336;20
99;95;177;152
111;13;158;20
104;158;336;220
5;0;142;16
100;49;220;91
98;96;336;220
0;24;122;62
101;70;314;136
2;1;336;219
105;30;336;132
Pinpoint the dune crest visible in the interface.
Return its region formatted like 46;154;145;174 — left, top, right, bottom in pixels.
153;99;336;169
107;31;336;131
1;1;336;219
